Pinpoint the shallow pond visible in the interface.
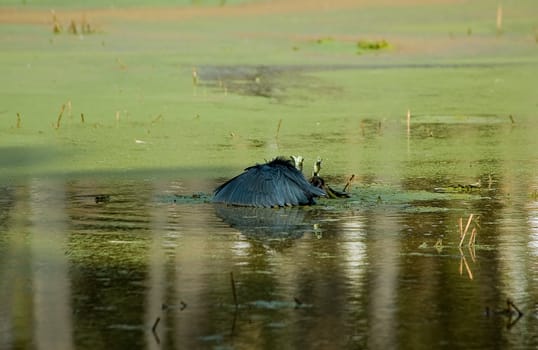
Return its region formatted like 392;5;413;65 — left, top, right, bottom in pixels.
2;114;538;349
2;1;538;349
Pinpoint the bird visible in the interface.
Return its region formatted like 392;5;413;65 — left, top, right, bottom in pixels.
212;156;326;207
309;158;351;199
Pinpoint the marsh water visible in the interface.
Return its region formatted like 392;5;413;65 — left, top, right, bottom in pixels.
2;0;538;349
3;111;538;349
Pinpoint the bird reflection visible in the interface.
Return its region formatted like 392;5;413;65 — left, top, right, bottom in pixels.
214;205;310;239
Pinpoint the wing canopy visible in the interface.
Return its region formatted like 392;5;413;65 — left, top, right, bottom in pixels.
213;158;325;207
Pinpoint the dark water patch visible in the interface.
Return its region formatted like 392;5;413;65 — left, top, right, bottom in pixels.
1;175;537;350
194;60;535;100
197;60;536;78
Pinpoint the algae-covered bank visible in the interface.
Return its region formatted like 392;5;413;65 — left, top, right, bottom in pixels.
1;0;538;349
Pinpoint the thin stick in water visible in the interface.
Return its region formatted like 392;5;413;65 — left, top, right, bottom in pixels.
275;118;282;139
468;227;477;247
343;174;355;192
66;100;72;118
509;115;515;124
56;103;65;129
508;299;524;317
496;3;503;36
406;109;411;135
462;255;473;280
230;272;238;309
152;317;160;333
459;214;474;247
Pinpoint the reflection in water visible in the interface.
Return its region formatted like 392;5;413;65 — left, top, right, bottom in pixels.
214;205;312;240
30;179;74;350
2;114;538;350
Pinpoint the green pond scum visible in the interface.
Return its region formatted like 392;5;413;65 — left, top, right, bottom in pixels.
2;0;538;349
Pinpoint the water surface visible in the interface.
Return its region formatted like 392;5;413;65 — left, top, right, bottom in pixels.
2;124;538;349
2;1;538;348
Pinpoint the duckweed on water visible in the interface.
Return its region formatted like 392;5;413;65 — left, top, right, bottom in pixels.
357;39;390;51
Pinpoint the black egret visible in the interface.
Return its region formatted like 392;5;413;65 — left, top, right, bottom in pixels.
212;156;326;207
309;158;351;198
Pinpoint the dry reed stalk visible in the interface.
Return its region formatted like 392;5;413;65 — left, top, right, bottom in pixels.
509;115;515;124
151;114;163;124
468;227;477;247
275;118;282;139
406;109;411;135
459;214;474;247
56;103;65;129
66;100;72;118
343;174;355;192
496;3;503;35
192;67;198;86
468;245;477;262
462;255;473;280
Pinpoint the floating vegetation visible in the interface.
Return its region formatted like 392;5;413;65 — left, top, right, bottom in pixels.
315;37;335;45
434;180;482;193
357;39;389;51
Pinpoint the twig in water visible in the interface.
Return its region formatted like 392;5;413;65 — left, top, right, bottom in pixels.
275;118;282;139
496;3;503;36
56;103;65;129
406;109;411;135
151;316;161;344
230;272;238;309
66;100;72;118
509;115;515;124
468;245;477;262
117;58;127;70
151;114;163;124
459;214;474;247
294;297;303;308
507;299;524;317
468;227;477;247
192;67;198;86
68;20;78;35
459;248;473;280
152;317;161;333
343;174;355;192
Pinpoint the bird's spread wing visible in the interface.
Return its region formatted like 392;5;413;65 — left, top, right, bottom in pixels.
213;161;325;207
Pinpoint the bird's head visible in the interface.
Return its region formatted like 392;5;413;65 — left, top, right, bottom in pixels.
291;155;304;171
313;158;323;176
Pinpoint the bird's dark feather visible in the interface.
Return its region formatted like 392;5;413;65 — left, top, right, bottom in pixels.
213;157;325;207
